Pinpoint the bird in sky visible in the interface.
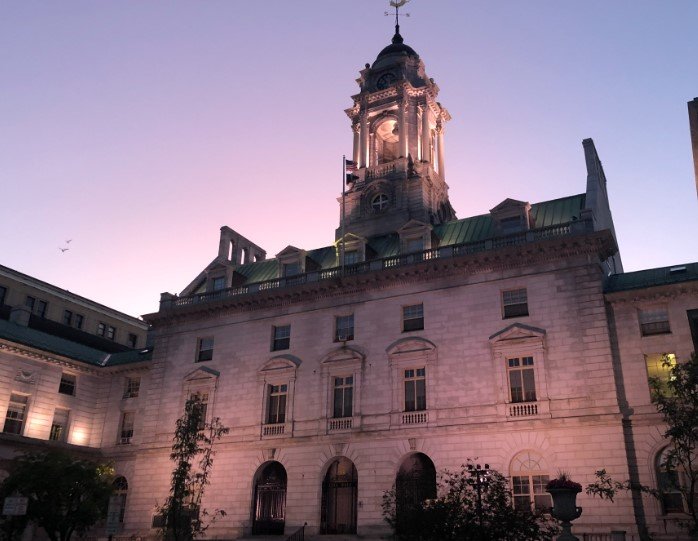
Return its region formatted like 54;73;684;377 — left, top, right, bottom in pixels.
59;247;69;253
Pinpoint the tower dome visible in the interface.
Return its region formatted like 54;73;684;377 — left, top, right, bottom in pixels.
373;26;419;67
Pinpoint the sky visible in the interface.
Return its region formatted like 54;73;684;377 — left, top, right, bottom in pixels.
1;1;697;319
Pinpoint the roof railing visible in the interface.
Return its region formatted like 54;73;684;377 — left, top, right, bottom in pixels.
161;218;591;311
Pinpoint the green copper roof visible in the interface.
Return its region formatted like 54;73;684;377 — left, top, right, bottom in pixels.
605;262;698;293
0;319;152;368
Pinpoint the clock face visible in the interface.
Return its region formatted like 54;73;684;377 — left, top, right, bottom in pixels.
376;72;397;90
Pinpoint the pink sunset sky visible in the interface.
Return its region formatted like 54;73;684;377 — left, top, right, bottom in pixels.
2;1;697;319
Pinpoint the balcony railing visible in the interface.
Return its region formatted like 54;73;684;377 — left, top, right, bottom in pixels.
162;219;590;311
262;423;285;437
328;417;353;431
402;411;428;425
508;402;538;417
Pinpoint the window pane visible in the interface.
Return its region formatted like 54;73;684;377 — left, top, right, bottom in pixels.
509;371;523;403
415;379;426;411
522;369;537;401
404;380;415;411
333;387;344;418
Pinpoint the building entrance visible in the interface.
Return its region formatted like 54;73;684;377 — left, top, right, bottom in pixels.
252;461;287;535
320;457;358;534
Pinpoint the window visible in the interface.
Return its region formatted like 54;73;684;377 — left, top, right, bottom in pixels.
645;353;677;398
333;376;353;418
127;333;138;348
97;322;106;336
512;475;551;512
63;310;73;326
25;296;35;311
49;408;70;442
271;325;291;351
689;309;698;353
335;315;354;342
405;237;424;254
36;300;48;318
58;373;76;396
266;384;287;424
106;325;116;340
404;368;426;411
502;288;528;318
639;308;671;336
196;337;214;362
283;262;300;277
403;304;424;332
657;448;685;513
3;394;28;435
500;215;524;235
343;250;359;265
75;314;84;329
371;193;389;211
119;412;135;444
508;357;536;403
510;451;552;512
191;392;208;431
123;377;140;399
212;276;226;291
113;477;129;523
0;285;6;305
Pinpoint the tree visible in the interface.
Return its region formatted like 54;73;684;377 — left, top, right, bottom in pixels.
0;451;114;541
586;352;698;538
158;394;229;541
382;461;558;541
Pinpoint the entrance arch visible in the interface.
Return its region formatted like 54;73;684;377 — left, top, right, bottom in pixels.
320;457;358;534
252;461;287;535
395;453;436;532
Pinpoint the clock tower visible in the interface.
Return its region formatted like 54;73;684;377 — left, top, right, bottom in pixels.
337;22;456;244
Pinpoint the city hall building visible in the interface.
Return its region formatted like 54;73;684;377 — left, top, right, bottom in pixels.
2;23;698;541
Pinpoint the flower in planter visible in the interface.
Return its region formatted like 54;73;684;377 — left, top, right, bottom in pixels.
546;472;582;491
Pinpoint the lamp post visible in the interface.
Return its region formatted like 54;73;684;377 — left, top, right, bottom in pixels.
467;463;490;536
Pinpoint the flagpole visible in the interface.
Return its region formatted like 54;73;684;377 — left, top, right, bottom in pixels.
341;155;346;277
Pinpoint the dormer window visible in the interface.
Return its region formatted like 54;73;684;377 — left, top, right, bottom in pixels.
283;263;300;277
490;199;532;236
500;216;524;235
212;276;226;291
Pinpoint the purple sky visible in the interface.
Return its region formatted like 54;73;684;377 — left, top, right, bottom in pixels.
2;1;697;318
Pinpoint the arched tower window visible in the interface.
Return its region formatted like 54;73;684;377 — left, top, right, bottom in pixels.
374;118;399;164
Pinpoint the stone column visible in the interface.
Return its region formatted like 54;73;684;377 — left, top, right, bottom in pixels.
421;104;430;162
359;112;369;168
398;98;408;158
437;122;445;180
352;123;360;164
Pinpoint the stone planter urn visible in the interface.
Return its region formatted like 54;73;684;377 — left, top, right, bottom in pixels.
547;479;583;541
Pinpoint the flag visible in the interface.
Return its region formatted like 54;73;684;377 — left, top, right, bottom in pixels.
346;173;359;184
345;159;357;172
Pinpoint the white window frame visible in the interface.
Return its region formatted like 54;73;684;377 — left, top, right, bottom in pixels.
490;323;549;418
258;356;300;438
271;324;291;351
49;408;70;442
509;451;552;513
3;393;29;435
321;347;364;433
638;306;671;336
402;303;424;332
123;376;141;399
335;314;355;342
182;366;220;435
196;336;214;362
119;411;135;444
58;373;77;396
502;288;529;318
387;338;437;427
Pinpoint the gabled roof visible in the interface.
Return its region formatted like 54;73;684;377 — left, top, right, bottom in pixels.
605;262;698;293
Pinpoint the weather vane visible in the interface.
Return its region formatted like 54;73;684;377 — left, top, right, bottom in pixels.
385;0;410;28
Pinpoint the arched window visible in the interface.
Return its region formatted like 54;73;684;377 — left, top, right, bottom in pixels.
371;193;389;212
321;457;358;534
374;119;399;163
112;476;128;524
510;451;552;512
656;448;685;514
252;461;287;535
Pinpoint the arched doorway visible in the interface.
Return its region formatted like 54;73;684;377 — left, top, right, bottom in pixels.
320;457;358;534
252;461;287;535
395;453;436;533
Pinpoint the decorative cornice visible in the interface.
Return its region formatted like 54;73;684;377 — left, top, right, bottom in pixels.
605;282;698;305
147;230;616;328
0;341;101;375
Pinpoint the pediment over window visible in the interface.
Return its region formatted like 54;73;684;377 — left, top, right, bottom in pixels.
398;219;434;253
398;219;432;235
489;198;533;234
183;366;220;383
489;323;546;344
386;337;437;356
259;355;302;373
276;246;304;259
322;346;365;365
490;198;529;213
